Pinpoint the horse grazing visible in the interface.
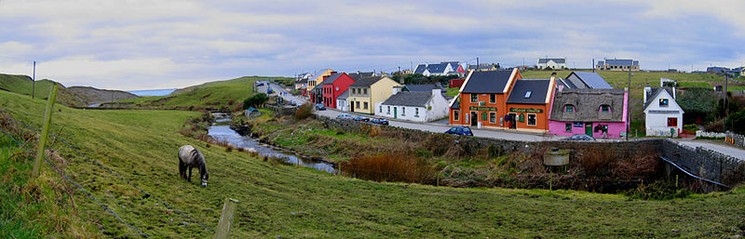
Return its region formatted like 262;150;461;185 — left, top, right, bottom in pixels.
178;145;209;187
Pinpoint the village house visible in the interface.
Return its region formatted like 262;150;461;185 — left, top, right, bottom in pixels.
321;72;356;109
448;78;465;88
643;80;684;137
449;69;556;133
413;61;465;76
376;86;449;122
549;88;628;138
537;58;567;70
561;71;613;89
308;69;336;103
295;78;307;91
336;89;349;111
467;63;500;72
596;58;640;71
348;76;402;114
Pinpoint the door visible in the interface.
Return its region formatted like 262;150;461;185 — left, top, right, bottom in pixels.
350;101;354;112
508;113;517;129
585;122;593;136
471;112;478;127
394;107;397;118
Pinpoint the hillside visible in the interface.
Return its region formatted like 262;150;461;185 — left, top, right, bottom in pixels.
103;76;292;110
0;73;140;107
1;88;744;238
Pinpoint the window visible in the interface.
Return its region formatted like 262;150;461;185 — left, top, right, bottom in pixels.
356;101;360;108
489;112;496;123
363;89;367;95
470;94;478;103
364;102;368;109
454;110;460;121
600;105;611;112
524;91;532;98
527;114;537;126
415;108;419;117
667;117;677;127
565;123;572;132
481;112;487;121
489;94;496;103
387;106;390;114
379;105;382;113
659;98;669;107
564;105;575;112
402;107;406;116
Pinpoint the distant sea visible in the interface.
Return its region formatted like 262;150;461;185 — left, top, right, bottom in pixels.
128;88;176;96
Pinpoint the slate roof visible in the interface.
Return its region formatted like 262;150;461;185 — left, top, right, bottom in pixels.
450;97;460;109
381;92;432;107
413;62;459;75
538;58;566;64
347;72;374;81
349;76;382;87
321;73;342;85
550;89;625;122
506;79;551;104
296;78;307;84
337;89;349;99
414;64;427;74
405;83;445;92
467;64;497;71
643;87;675;110
566;71;613;89
460;70;514;94
604;59;638;66
556;78;577;89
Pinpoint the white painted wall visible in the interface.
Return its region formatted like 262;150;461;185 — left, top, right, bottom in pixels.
336;99;348;111
644;90;684;137
375;89;450;122
538;60;567;69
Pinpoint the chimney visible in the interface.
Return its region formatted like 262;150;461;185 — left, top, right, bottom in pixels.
643;82;652;102
432;86;442;96
392;86;403;95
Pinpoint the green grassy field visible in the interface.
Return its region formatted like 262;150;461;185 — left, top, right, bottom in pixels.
112;76;291;109
2;86;745;237
0;73;85;107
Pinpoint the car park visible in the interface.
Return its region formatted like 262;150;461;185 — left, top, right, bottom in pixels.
353;116;370;122
444;126;473;136
564;134;595;141
336;114;353;120
369;117;389;125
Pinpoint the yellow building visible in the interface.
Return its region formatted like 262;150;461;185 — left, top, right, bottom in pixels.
307;69;335;91
348;76;402;114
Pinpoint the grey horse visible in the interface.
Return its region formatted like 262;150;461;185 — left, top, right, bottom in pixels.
178;145;209;186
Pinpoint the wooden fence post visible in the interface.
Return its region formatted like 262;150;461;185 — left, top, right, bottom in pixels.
214;198;239;239
32;84;58;178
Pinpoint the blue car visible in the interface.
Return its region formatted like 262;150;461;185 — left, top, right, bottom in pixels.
444;126;473;136
564;134;595;141
336;114;353;120
352;116;370;122
369;117;389;125
315;103;326;110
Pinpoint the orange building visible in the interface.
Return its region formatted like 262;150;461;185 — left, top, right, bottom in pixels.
449;69;556;133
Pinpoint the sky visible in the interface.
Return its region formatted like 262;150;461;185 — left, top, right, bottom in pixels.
0;0;744;90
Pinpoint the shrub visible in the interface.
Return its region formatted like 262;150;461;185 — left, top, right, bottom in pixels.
340;153;435;184
243;93;269;109
625;181;690;200
295;103;313;120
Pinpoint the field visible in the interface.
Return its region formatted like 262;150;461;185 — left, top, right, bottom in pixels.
2;84;745;237
0;73;85;107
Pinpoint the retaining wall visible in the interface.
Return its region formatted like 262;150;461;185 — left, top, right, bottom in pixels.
726;131;745;149
315;115;744;186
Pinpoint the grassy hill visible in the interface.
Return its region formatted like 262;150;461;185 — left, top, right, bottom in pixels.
1;88;744;237
0;73;85;107
107;76;292;110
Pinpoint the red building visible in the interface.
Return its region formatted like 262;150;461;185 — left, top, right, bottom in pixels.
449;78;465;88
321;73;356;108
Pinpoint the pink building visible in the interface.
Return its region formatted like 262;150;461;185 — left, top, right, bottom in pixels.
548;88;628;138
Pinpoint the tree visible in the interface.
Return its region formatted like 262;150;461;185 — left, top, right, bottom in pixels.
242;93;268;109
677;88;717;124
725;109;745;134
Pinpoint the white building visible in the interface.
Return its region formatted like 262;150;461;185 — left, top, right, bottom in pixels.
336;89;349;111
643;83;684;137
375;87;449;122
537;58;567;70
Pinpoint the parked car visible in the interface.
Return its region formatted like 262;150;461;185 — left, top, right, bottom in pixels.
336;114;353;120
266;87;274;94
353;116;370;122
564;134;595;141
444;126;473;136
369;117;389;125
315;103;326;110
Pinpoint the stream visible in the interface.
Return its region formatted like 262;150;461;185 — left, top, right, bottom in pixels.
207;118;337;174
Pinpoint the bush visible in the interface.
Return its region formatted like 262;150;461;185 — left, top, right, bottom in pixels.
340;153;435;184
625;181;690;200
243;93;269;109
295;103;313;120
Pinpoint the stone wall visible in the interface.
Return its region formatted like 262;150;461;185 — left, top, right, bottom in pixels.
726;131;745;149
315;115;744;187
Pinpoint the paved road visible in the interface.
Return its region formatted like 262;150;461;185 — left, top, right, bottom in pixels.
265;84;745;159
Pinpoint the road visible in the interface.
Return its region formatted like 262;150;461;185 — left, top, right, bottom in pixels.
262;81;745;159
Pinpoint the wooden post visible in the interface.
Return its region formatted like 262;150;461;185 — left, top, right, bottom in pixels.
214;198;239;239
32;84;58;178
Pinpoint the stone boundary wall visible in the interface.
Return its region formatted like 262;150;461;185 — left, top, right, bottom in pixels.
696;130;727;138
726;131;745;149
315;115;744;186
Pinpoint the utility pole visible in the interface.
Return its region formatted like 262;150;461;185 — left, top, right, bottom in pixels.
626;66;631;140
476;57;479;71
724;74;729;130
32;61;36;99
592;58;595;72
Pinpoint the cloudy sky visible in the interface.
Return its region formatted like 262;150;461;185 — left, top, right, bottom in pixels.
1;0;744;90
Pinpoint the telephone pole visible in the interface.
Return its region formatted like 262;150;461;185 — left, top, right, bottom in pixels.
32;61;36;99
626;66;631;140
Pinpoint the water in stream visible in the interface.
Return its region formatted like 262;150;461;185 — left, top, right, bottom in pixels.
207;119;336;174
